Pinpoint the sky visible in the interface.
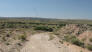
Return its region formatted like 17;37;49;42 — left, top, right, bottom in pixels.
0;0;92;19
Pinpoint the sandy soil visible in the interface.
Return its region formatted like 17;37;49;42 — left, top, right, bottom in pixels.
20;33;91;52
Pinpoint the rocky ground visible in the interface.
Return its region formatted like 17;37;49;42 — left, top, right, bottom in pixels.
20;33;90;52
0;24;92;52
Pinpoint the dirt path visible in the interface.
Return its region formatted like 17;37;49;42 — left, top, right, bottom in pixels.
20;33;67;52
20;33;90;52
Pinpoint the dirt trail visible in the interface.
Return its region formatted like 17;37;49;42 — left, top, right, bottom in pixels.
20;33;90;52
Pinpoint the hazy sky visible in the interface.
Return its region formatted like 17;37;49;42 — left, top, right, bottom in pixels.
0;0;92;19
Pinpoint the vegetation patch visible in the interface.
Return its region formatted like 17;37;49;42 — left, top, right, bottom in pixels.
59;24;66;27
64;35;84;47
18;34;27;41
34;26;53;32
49;34;55;40
86;44;92;51
89;38;92;42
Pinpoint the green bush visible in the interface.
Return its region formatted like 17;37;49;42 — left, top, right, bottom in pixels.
71;38;84;47
64;35;84;47
86;44;92;51
64;35;76;42
89;38;92;42
59;24;66;27
7;24;15;28
19;34;27;41
34;26;53;32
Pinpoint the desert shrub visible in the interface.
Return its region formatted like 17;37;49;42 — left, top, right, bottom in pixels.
49;35;54;40
19;34;27;41
6;34;10;37
64;35;76;42
80;50;83;52
88;24;92;26
71;38;84;47
82;38;86;42
17;43;22;46
0;23;15;28
2;37;6;41
54;33;59;35
34;26;53;32
64;35;84;47
6;42;10;45
7;24;15;28
59;24;66;27
76;31;81;36
59;40;63;44
86;44;92;51
64;35;71;42
89;38;92;42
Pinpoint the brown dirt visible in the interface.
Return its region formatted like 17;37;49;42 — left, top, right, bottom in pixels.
20;33;91;52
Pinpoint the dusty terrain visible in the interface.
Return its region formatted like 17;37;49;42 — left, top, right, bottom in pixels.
0;24;92;52
20;33;90;52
